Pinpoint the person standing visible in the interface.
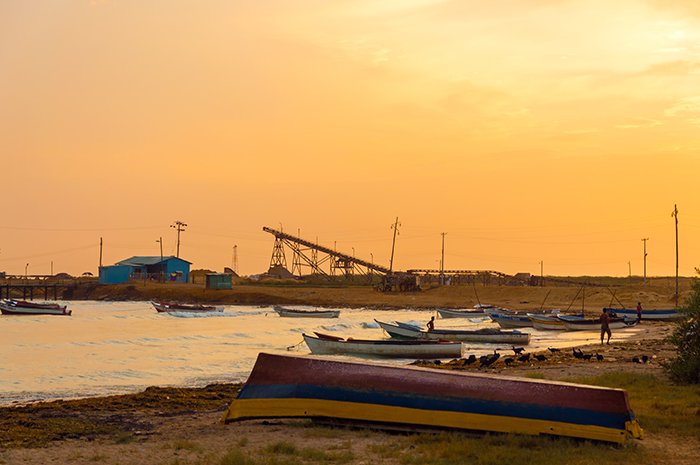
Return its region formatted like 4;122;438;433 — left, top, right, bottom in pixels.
427;316;435;332
636;302;642;322
600;308;611;344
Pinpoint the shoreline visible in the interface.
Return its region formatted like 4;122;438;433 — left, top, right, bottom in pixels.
0;323;675;442
60;281;692;312
3;284;697;464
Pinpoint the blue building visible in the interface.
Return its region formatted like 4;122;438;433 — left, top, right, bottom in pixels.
99;256;192;284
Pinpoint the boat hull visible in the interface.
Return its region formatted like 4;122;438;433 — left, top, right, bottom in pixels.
152;302;223;313
603;308;680;321
303;334;463;358
376;320;531;345
274;306;340;318
527;314;567;331
437;309;486;318
222;353;643;444
558;316;639;331
489;313;534;328
0;301;71;316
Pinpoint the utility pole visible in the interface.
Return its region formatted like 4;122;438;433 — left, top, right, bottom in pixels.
539;260;544;286
440;232;447;285
233;245;238;275
99;237;103;268
170;221;187;258
156;237;163;261
51;261;53;276
641;238;649;286
672;204;679;307
389;217;400;273
628;261;631;278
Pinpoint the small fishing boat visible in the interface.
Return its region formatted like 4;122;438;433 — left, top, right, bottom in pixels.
222;353;643;444
527;313;567;330
437;307;488;318
557;315;639;331
376;320;531;345
488;312;534;328
152;301;224;313
273;305;340;318
0;299;71;316
603;307;681;321
303;333;463;358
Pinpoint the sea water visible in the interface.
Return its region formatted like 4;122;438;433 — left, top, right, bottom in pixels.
0;301;638;405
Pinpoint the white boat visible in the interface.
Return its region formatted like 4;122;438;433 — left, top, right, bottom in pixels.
603;307;681;321
273;305;340;318
527;313;567;331
557;315;639;331
437;308;488;318
375;320;531;345
303;333;463;358
0;299;71;316
152;301;223;313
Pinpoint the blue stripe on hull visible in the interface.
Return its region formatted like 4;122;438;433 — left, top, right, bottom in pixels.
238;383;633;430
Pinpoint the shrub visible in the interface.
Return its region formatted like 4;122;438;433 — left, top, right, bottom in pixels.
666;277;700;383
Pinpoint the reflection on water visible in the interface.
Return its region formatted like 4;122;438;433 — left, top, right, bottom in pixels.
0;301;639;404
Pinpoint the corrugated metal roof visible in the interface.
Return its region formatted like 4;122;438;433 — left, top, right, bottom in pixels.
116;256;192;266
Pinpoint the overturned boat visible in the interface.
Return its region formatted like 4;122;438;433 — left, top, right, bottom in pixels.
303;332;463;359
222;353;643;444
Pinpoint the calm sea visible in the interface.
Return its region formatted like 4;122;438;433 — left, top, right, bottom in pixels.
0;301;635;405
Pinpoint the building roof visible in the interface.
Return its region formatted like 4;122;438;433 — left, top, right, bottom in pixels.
116;256;192;266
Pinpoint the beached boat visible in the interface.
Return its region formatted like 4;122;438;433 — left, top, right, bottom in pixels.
152;301;223;313
222;353;643;444
273;305;340;318
376;320;531;345
437;308;488;318
527;313;567;330
303;333;463;358
0;299;71;316
557;315;639;331
488;312;534;328
603;307;681;321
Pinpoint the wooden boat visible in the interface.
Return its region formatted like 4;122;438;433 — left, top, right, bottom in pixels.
222;353;643;444
303;333;463;358
375;320;531;345
0;299;71;316
603;307;681;321
557;315;639;331
437;307;488;318
152;301;223;313
488;312;534;328
273;305;340;318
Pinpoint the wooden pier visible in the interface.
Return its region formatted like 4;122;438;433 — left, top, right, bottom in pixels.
0;283;67;301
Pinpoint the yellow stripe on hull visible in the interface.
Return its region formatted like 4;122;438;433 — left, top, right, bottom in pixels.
223;398;642;444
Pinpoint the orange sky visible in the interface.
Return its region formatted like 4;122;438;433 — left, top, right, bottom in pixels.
1;0;699;277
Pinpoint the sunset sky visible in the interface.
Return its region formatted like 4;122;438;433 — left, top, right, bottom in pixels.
1;0;699;277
